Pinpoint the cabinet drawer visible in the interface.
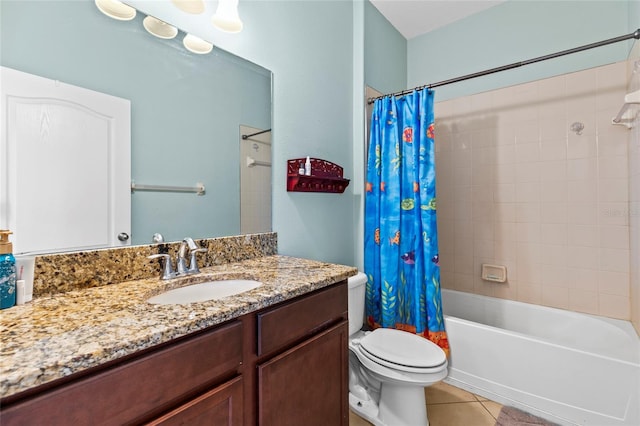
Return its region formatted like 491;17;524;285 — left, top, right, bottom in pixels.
257;281;347;356
147;376;243;426
1;320;243;426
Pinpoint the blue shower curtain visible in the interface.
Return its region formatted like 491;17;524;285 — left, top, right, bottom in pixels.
364;88;449;355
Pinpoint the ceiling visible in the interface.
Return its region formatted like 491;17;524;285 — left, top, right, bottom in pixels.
369;0;507;40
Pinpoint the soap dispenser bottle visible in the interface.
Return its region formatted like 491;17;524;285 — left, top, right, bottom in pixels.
0;230;16;309
304;156;312;176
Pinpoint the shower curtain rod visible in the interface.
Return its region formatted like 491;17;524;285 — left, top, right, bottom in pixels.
367;28;640;104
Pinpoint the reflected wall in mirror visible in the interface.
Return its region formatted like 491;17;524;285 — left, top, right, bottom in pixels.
0;0;272;252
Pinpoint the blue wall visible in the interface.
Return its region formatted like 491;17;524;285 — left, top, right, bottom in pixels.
133;0;358;265
408;0;634;101
0;1;271;245
364;0;407;94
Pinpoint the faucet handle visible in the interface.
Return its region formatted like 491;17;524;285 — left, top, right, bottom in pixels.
188;248;208;274
148;254;175;280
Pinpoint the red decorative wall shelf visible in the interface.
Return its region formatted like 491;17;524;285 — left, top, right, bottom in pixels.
287;158;350;193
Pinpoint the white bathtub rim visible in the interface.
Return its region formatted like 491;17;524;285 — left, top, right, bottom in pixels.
441;289;640;364
444;314;640;367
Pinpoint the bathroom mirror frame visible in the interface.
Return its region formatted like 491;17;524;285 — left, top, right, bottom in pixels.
0;0;273;253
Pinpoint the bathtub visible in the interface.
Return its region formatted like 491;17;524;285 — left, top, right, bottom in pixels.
441;289;640;426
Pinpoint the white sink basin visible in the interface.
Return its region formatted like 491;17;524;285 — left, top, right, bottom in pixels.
147;279;262;305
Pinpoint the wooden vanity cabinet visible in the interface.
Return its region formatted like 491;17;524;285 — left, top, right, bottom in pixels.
255;280;349;426
0;321;244;426
0;280;348;426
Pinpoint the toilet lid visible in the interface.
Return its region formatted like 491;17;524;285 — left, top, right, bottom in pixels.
360;328;446;369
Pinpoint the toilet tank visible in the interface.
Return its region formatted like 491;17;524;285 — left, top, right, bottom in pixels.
347;272;368;336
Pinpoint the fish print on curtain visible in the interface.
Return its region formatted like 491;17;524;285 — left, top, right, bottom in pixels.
364;88;449;355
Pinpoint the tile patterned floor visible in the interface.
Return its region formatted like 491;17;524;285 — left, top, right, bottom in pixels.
349;381;502;426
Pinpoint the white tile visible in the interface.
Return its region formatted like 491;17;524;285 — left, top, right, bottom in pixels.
567;158;597;181
541;224;568;245
493;183;515;203
493;163;515;184
518;282;542;304
599;225;630;250
568;224;598;247
565;68;596;97
568;267;598;291
495;124;516;146
473;201;494;222
597;130;629;158
515;120;540;145
541;282;570;308
598;156;628;179
516;142;540;163
516;182;540;203
494;221;516;242
569;289;599;314
494;239;517;261
540;243;567;265
516;203;540;223
541;181;568;203
494;202;516;223
454;253;474;275
599;247;630;273
568;180;597;204
472;165;493;185
539;160;566;182
567;245;599;269
598;270;630;296
568;203;597;225
567;133;597;159
473;221;494;242
539;118;567;142
495;144;515;165
598;178;628;203
453;166;472;187
472;147;495;167
516;162;540;183
540;203;567;224
598;203;629;226
599;293;630;319
540;139;567;161
516;222;541;243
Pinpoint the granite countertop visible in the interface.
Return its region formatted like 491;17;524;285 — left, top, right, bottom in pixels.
0;255;357;399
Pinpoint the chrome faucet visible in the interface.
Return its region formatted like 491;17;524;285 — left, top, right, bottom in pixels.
176;237;198;275
148;237;208;280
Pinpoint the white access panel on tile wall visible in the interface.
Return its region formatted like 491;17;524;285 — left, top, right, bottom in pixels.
0;66;131;254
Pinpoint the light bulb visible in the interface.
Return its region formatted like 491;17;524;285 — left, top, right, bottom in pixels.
211;0;243;33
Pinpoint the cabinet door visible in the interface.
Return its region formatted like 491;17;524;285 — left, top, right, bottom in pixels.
147;376;243;426
257;321;348;426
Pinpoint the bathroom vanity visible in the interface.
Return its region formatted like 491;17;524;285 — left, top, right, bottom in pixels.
0;235;355;426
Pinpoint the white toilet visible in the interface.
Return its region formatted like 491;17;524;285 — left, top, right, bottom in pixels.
348;272;448;426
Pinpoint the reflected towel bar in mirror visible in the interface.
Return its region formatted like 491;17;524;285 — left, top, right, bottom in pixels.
130;181;205;195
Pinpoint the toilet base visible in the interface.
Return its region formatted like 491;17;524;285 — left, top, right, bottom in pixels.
379;382;429;425
349;392;382;426
349;383;429;426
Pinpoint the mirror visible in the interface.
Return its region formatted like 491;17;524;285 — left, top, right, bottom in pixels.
0;0;272;251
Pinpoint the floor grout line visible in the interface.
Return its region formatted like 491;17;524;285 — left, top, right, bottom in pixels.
480;400;499;420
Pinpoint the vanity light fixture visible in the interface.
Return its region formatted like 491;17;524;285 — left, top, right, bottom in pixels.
143;16;178;39
211;0;243;33
94;0;136;21
171;0;205;14
183;33;213;54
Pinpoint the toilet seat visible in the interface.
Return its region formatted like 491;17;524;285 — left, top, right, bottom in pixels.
359;328;447;373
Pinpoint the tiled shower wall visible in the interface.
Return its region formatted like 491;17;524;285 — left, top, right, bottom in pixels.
434;61;632;320
628;46;640;332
